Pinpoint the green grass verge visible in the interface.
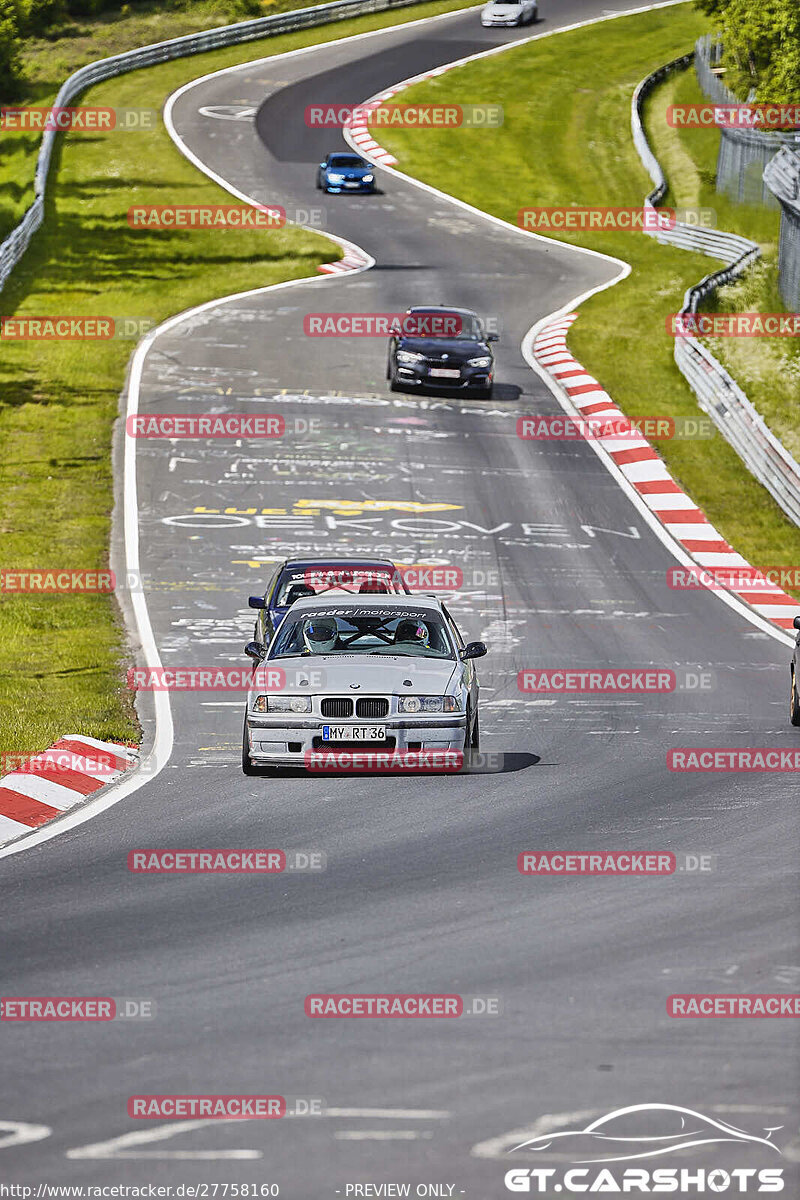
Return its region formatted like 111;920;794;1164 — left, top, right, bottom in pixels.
1;0;475;240
0;0;475;759
647;66;800;462
376;4;800;586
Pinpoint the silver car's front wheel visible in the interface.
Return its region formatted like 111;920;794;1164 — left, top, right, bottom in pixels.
242;719;260;776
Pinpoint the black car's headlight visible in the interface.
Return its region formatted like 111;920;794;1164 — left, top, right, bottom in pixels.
467;356;492;367
396;350;425;364
398;695;460;714
253;696;312;713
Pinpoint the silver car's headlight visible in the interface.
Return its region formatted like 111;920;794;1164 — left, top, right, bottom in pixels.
396;350;425;364
468;356;492;367
398;695;460;714
253;696;311;713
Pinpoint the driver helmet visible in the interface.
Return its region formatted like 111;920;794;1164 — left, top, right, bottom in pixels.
395;618;430;648
303;617;338;654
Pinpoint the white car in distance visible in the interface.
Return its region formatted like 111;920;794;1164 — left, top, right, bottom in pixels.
481;0;537;25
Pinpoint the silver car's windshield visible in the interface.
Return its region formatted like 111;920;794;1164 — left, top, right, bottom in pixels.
268;607;455;660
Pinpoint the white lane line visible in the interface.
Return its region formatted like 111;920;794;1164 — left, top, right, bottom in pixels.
334;1131;433;1140
324;1108;450;1118
67;1120;260;1160
0;1119;53;1150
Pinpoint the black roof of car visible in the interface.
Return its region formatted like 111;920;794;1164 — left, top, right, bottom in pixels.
282;557;398;571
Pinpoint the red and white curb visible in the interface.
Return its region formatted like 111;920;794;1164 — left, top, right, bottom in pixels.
0;736;138;845
534;314;799;632
317;243;373;274
345;67;455;167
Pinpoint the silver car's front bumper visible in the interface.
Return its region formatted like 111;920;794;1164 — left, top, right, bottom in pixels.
245;715;467;767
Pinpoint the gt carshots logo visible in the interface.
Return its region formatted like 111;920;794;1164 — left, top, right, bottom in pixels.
501;1105;785;1193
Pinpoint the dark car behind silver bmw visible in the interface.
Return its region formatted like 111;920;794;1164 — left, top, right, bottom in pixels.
387;306;498;400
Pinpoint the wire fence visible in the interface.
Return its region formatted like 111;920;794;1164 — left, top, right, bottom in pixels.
0;0;429;295
632;55;800;529
694;34;800;209
764;147;800;311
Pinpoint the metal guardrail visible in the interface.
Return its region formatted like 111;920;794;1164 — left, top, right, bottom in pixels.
0;0;429;294
631;56;800;529
764;146;800;309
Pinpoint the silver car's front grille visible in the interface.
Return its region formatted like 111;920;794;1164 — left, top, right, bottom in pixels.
355;697;390;719
320;697;353;718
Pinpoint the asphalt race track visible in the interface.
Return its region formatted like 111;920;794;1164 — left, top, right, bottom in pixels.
1;1;799;1193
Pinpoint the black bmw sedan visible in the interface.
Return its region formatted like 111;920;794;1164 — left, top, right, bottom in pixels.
386;306;498;399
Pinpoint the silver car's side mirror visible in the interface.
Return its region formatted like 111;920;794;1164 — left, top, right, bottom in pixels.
461;641;487;660
244;640;266;662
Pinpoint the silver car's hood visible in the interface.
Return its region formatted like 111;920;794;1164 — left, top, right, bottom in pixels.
255;654;458;696
483;3;524;9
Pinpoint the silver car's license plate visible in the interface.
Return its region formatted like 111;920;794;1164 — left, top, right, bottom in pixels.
322;725;386;741
429;368;460;378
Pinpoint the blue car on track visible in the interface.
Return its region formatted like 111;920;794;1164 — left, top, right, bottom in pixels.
248;557;411;646
316;152;376;194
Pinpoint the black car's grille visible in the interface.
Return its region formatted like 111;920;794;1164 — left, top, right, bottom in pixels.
424;356;462;368
356;697;389;719
321;698;353;718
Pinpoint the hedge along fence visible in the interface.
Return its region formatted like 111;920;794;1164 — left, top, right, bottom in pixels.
693;34;800;209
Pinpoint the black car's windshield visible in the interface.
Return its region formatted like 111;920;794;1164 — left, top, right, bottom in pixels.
275;569;405;606
269;607;455;660
328;155;365;168
404;310;485;341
